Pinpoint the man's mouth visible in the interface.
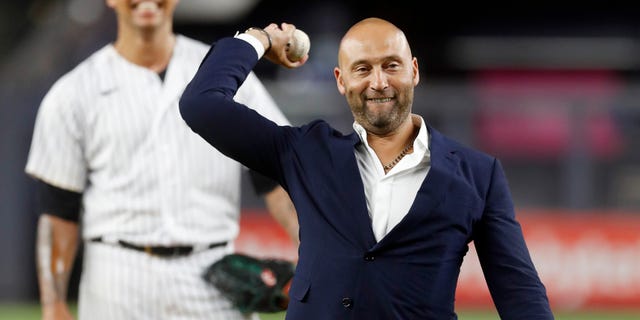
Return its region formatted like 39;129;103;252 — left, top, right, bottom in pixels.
133;1;161;12
367;97;393;103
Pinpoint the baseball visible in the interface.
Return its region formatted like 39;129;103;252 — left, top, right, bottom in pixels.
286;29;310;62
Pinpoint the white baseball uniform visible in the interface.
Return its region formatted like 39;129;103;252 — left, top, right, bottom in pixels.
25;35;288;320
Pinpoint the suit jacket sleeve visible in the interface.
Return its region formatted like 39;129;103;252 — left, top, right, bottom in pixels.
179;37;292;183
474;159;554;319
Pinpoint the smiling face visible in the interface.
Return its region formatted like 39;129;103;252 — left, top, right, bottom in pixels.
105;0;179;33
334;18;419;136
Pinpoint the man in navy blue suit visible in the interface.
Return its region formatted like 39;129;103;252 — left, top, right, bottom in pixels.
180;17;553;319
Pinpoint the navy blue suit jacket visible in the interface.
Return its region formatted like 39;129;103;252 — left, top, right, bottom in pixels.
180;38;553;319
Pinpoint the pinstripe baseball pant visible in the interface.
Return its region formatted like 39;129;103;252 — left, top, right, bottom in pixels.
78;242;259;320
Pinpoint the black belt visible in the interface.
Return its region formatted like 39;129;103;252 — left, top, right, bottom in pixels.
89;237;227;257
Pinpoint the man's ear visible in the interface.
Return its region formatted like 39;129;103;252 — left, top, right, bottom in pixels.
334;67;346;95
412;57;420;87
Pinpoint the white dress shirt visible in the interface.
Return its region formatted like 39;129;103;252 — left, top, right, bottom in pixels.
353;116;431;241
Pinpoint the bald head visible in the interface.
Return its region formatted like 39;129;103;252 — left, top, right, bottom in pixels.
334;17;419;136
338;18;412;68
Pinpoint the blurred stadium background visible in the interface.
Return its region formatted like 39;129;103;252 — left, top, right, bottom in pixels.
1;0;640;318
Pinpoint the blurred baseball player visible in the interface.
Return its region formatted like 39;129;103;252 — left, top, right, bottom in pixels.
25;1;298;319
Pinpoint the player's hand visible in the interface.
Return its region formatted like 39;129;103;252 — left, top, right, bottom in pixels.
42;301;74;320
262;23;309;68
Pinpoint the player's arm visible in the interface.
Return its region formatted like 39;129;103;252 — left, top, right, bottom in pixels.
264;186;299;246
474;159;553;318
248;170;299;246
35;179;81;320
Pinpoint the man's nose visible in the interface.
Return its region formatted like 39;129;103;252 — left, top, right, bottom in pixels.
369;68;388;91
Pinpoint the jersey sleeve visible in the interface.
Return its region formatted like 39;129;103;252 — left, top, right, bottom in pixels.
25;76;87;192
234;71;290;126
36;179;82;221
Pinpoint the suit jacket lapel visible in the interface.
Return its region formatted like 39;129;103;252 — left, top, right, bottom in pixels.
375;126;459;248
331;133;378;248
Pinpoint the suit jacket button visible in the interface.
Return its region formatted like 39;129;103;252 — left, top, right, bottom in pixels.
364;254;375;261
342;297;353;308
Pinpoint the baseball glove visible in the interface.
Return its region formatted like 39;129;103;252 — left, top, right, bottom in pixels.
203;253;295;313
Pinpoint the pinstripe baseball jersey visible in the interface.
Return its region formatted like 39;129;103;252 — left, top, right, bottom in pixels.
25;35;289;247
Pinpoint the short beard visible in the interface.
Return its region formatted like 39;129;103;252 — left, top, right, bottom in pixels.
360;97;412;135
364;106;399;132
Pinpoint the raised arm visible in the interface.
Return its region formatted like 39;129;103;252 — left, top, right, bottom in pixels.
179;23;308;178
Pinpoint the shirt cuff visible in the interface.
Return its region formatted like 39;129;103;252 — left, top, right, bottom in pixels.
235;32;265;58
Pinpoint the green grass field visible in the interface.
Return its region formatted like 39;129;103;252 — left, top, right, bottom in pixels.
260;310;640;320
261;311;640;320
2;304;639;320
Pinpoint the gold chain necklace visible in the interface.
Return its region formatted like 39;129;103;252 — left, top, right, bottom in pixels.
383;144;413;172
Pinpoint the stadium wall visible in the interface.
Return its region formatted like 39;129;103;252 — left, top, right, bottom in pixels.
236;209;640;311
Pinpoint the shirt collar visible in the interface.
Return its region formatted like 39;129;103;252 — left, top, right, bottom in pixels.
352;115;430;155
